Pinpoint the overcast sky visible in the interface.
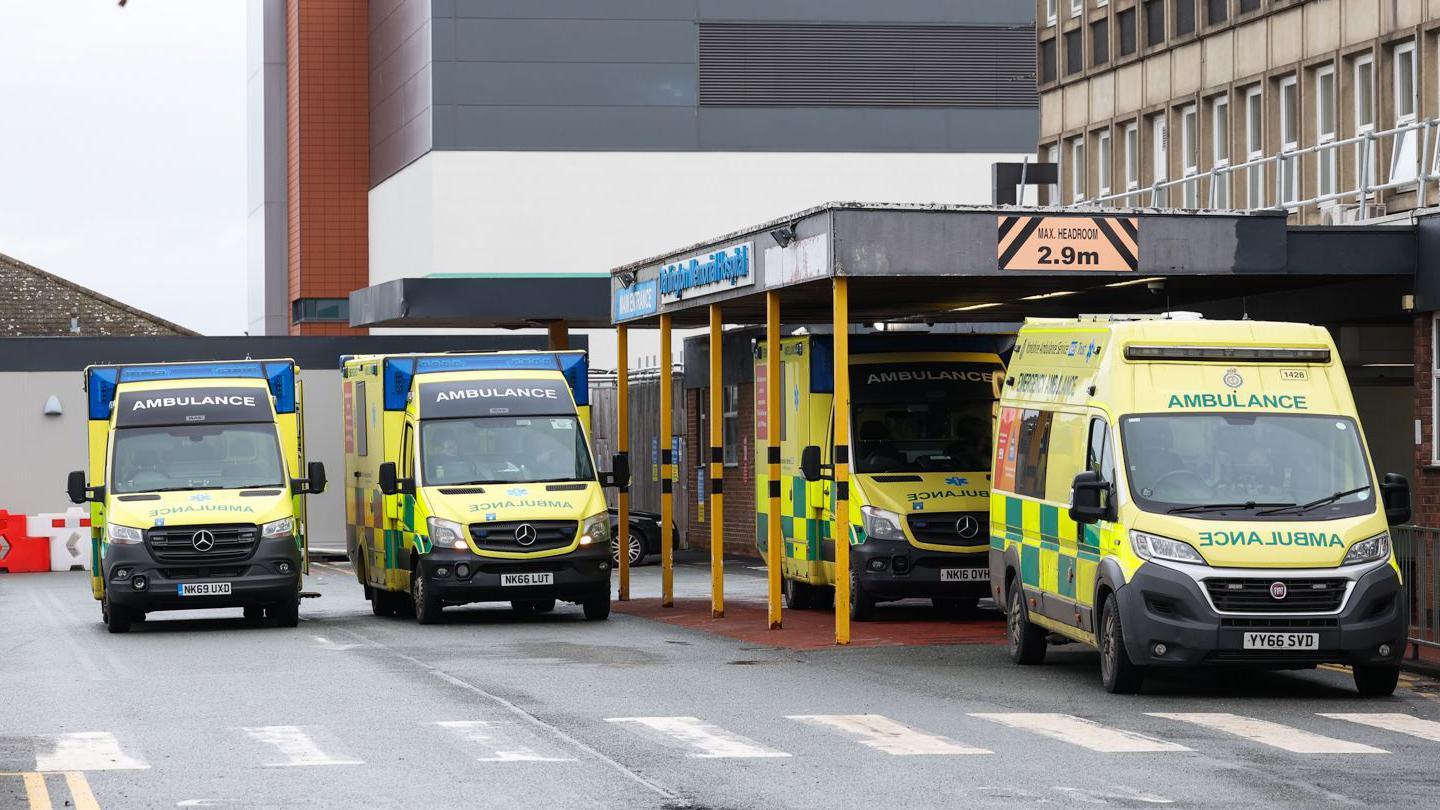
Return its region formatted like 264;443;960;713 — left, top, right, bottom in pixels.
0;1;246;335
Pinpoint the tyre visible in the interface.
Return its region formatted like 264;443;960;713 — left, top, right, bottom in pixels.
531;598;556;613
1099;593;1145;694
1005;582;1046;665
270;597;300;628
933;596;979;616
243;605;266;623
783;577;813;610
105;594;133;635
611;529;647;568
411;566;443;625
370;588;397;617
1353;664;1400;697
132;612;147;623
582;591;611;621
848;569;875;622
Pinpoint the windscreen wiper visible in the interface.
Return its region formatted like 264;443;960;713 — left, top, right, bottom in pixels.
1256;485;1372;516
1167;501;1294;515
140;486;210;493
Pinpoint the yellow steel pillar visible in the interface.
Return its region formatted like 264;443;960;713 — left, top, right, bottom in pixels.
765;291;783;629
546;320;569;350
832;278;851;646
708;304;725;618
616;325;630;601
659;314;675;607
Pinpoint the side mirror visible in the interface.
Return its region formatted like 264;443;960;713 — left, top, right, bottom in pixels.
307;461;327;495
1069;470;1110;525
800;445;823;482
1381;473;1411;526
602;453;631;491
378;461;399;496
67;470;92;504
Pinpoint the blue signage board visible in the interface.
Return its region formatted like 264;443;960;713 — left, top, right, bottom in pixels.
657;242;754;303
614;278;658;322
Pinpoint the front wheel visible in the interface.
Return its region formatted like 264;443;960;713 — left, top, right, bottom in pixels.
269;597;300;628
412;567;443;625
104;593;133;634
1353;664;1400;697
1006;583;1046;665
583;592;611;621
848;569;875;622
1099;593;1145;694
243;605;266;624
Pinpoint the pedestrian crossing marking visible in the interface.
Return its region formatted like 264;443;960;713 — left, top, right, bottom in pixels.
606;717;791;758
787;714;991;755
237;726;363;767
1;772;98;810
34;732;149;772
1149;713;1386;754
434;721;577;762
21;772;49;810
969;713;1190;752
1319;713;1440;743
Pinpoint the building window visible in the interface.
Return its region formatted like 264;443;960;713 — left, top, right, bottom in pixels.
1118;8;1137;56
1174;0;1196;36
1144;1;1165;47
1279;75;1299;204
1392;41;1419;182
1065;29;1084;75
1211;95;1230;207
1152;113;1169;204
1046;0;1058;26
291;297;350;324
1315;64;1337;201
1045;143;1061;203
1181;105;1199;206
1098;129;1112;196
1041;38;1058;83
1354;54;1376;189
1244;86;1264;208
722;385;741;466
1124;121;1140;198
1238;0;1260;12
1206;0;1228;25
1071;0;1083;17
1071;136;1087;202
1091;19;1109;66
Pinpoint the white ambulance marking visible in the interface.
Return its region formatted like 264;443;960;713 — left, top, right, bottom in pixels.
605;717;791;758
1148;713;1386;754
433;721;576;762
786;714;990;755
1320;713;1440;743
237;726;363;767
968;713;1189;753
34;732;150;771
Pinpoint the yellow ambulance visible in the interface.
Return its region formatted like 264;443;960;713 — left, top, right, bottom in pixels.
342;351;626;624
990;315;1411;694
755;334;1006;619
68;360;326;633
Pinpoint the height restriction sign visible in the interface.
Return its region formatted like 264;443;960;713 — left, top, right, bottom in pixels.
997;214;1139;272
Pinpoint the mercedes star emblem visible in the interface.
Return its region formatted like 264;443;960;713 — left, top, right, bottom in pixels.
1269;581;1288;600
191;529;216;552
954;515;980;539
514;523;538;547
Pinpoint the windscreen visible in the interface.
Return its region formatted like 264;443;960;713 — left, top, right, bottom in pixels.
111;424;286;494
850;362;998;474
421;416;595;486
1119;413;1374;519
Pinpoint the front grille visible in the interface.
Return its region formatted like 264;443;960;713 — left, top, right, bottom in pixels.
1206;649;1340;663
158;567;247;578
469;520;577;553
906;512;988;546
1221;617;1339;629
1204;578;1347;613
146;525;259;564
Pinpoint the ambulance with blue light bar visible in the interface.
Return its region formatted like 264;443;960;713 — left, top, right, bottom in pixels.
991;315;1411;694
68;360;327;633
341;351;628;624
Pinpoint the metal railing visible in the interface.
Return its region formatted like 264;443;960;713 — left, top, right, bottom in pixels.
1077;118;1440;219
1395;526;1440;656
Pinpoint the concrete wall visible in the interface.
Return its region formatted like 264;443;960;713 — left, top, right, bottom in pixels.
247;0;289;336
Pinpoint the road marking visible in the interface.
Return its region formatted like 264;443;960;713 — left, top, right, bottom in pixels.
606;717;791;758
1054;786;1174;805
237;726;363;767
969;713;1190;752
1149;713;1386;754
63;772;99;810
434;721;576;762
311;636;364;652
21;772;50;810
1319;712;1440;743
786;714;990;755
312;562;352;575
35;732;149;771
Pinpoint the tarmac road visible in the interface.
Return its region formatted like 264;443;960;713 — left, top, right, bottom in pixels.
4;559;1440;809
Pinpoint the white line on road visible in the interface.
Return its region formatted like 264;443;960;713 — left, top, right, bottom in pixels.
606;717;791;758
434;720;577;762
311;635;365;651
1148;713;1387;754
236;726;363;767
969;713;1190;753
34;732;150;771
786;714;991;755
1319;713;1440;743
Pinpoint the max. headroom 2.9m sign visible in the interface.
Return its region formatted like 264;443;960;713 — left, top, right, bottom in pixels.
658;242;754;303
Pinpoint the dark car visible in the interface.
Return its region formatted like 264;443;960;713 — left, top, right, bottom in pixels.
608;508;673;567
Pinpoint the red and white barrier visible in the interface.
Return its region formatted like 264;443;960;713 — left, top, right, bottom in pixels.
28;508;93;572
0;509;50;573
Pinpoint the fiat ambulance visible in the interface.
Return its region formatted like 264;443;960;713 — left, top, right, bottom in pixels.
68;360;326;633
342;351;627;624
991;315;1411;694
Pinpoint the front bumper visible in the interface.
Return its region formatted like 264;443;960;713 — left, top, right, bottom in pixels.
1117;560;1407;668
851;542;991;601
419;544;611;605
103;537;301;612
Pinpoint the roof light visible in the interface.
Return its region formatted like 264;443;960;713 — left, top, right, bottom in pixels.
1124;345;1331;363
950;302;1002;312
1019;290;1078;301
1104;277;1165;288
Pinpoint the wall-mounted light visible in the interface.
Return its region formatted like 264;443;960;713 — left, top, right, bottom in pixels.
617;271;637;289
43;395;63;416
769;225;796;247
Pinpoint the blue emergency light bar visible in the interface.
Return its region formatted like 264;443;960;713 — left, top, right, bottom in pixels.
86;361;297;420
381;351;589;411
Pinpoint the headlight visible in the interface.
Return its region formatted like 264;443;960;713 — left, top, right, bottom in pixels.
106;523;143;545
580;512;610;546
427;517;468;550
1130;530;1206;565
860;506;907;542
261;517;295;539
1342;532;1390;565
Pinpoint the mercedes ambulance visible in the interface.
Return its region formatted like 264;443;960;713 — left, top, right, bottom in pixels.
991;315;1411;694
342;351;627;624
68;360;327;633
756;334;1006;620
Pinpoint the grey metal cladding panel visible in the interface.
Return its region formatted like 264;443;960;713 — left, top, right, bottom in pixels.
446;61;696;106
697;106;1036;152
451;19;697;63
945;108;1038;151
453;105;697;148
698;0;1034;25
372;0;434;185
454;0;698;19
372;111;434;186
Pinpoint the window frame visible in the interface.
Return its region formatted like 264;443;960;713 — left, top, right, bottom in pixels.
1098;129;1113;196
1278;74;1300;204
722;384;741;467
1394;40;1417;124
1071;136;1087;202
1180;104;1199;206
1211;94;1230;207
1071;0;1083;18
1152;112;1169;183
1091;17;1110;67
1173;0;1196;37
1315;63;1337;201
1124;121;1140;194
1046;0;1058;27
1244;85;1264;208
1144;0;1166;47
1117;7;1138;56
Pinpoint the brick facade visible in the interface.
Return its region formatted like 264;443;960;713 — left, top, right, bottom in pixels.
683;384;760;559
1414;315;1440;526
